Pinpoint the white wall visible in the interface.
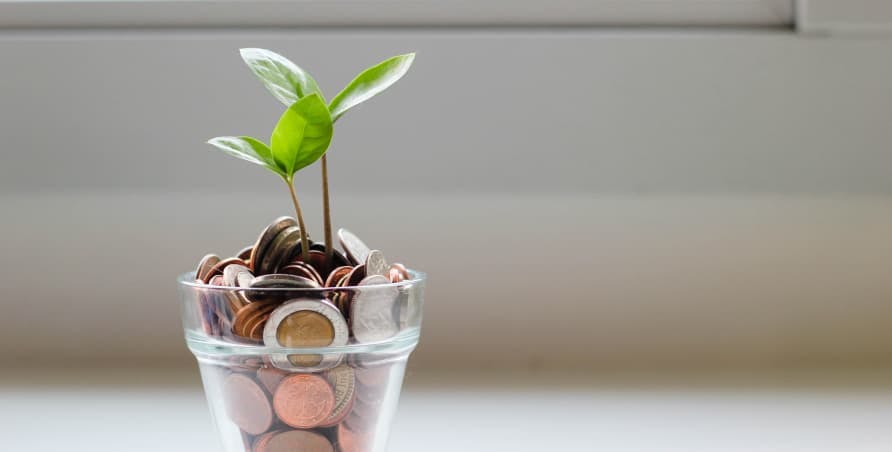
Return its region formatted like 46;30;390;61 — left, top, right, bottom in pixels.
1;29;891;370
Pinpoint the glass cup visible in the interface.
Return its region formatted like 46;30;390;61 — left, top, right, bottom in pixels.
178;271;425;452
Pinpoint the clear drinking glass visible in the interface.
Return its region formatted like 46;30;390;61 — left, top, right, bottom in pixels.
178;271;425;452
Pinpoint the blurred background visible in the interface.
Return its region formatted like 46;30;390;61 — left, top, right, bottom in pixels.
2;0;892;450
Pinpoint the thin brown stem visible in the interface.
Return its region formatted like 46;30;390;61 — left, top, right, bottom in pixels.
321;154;334;271
285;178;311;263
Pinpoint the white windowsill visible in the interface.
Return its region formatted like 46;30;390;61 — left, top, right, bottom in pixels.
0;0;794;28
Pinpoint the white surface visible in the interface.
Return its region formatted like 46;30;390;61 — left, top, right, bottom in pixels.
2;372;892;451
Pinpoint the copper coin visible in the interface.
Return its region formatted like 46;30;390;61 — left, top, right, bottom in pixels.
208;257;247;280
196;254;221;283
256;367;288;394
241;304;278;339
308;242;351;270
197;293;216;335
222;373;273;436
280;262;324;286
260;225;302;275
252;431;277;451
272;374;336;429
248;313;272;340
250;217;298;274
233;301;276;338
346;264;367;287
208;275;225;286
291;250;329;277
256;429;334;452
390;263;410;280
337;423;371;452
236;245;253;261
319;365;356;427
325;266;352;288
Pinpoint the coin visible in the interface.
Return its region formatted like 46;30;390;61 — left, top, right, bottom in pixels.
280;262;324;286
272;374;336;429
259;225;302;274
346;264;367;287
223;264;252;287
337;423;371;452
233;301;277;338
351;275;400;343
206;257;247;284
294;250;329;277
354;364;391;387
365;250;388;277
247;312;274;341
325;266;353;288
196;254;220;283
256;367;288;394
250;217;298;273
338;228;371;266
236;245;253;262
236;271;255;288
390;262;410;281
263;298;348;348
222;373;273;435
256;429;334;452
309;242;352;269
246;273;320;303
319;365;356;427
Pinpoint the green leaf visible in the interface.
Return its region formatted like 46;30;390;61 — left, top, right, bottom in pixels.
270;93;333;178
240;48;324;106
328;53;415;122
207;136;285;176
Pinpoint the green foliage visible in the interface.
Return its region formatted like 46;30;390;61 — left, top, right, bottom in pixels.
328;53;415;122
208;94;332;182
239;48;324;106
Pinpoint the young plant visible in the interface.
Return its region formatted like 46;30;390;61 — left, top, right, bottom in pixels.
239;48;415;268
207;93;333;263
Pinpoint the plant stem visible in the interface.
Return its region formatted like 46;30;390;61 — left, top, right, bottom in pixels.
285;178;311;263
321;154;334;271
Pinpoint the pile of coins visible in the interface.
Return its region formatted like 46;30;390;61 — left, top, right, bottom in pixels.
218;357;391;452
194;217;412;348
192;217;415;452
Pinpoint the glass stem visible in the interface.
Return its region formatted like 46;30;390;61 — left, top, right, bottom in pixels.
286;178;311;263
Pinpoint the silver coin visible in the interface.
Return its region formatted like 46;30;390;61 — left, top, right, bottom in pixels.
338;228;371;266
259;225;301;274
250;216;297;273
264;298;349;372
236;271;256;288
223;264;252;287
246;273;320;303
365;250;388;277
249;273;320;289
351;275;400;343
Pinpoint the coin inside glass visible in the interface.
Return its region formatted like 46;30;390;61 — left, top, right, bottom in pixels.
276;310;335;347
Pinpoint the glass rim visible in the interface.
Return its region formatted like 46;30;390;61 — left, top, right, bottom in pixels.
177;269;426;292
